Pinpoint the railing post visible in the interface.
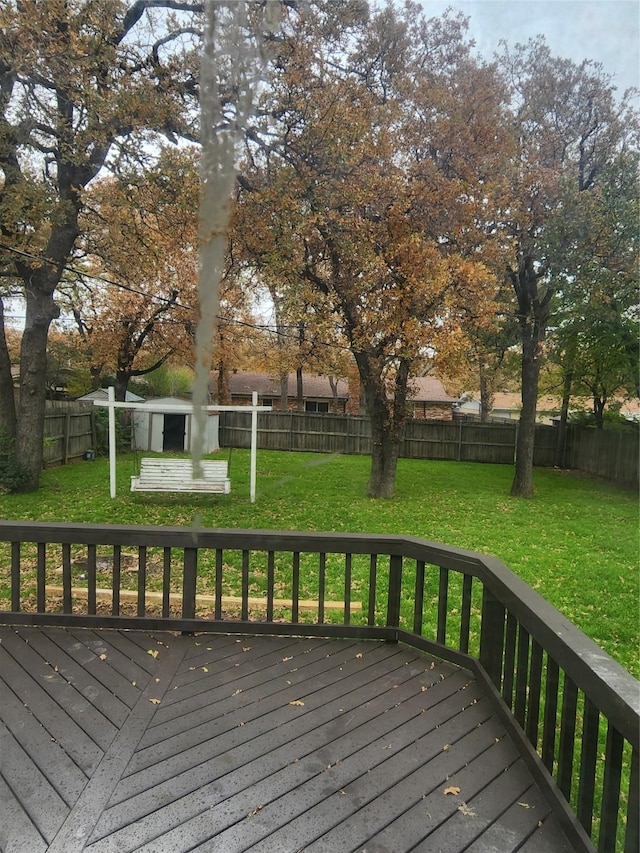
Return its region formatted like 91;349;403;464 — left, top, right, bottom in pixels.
479;586;506;688
386;554;403;632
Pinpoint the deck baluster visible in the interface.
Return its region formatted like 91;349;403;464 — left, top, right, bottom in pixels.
576;696;600;836
367;554;377;626
502;612;518;708
112;544;121;615
266;551;275;621
437;566;448;644
162;547;171;618
526;638;544;748
599;724;624;852
514;626;530;728
62;543;72;613
215;548;223;619
344;553;352;625
557;675;579;800
292;552;300;622
542;656;560;772
36;542;46;613
137;546;147;617
459;573;472;653
413;560;425;635
387;554;402;630
624;747;639;853
241;550;250;620
318;553;326;623
87;544;97;615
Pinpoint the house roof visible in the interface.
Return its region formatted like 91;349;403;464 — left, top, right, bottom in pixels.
408;376;458;404
217;371;350;400
77;388;145;403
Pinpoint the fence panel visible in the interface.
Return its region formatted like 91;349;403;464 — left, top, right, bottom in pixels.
566;427;639;489
43;405;95;466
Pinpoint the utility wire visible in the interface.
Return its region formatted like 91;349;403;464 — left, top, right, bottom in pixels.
0;241;355;353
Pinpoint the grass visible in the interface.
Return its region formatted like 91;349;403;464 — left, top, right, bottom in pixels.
1;449;638;676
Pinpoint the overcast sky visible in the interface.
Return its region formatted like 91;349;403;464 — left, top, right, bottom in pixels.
422;0;639;95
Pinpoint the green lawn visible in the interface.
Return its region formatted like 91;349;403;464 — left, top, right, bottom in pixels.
1;449;638;676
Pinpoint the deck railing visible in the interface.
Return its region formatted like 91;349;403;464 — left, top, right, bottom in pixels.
1;520;637;853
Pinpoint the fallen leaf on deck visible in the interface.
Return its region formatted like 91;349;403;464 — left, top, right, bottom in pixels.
99;653;107;660
355;653;363;659
202;667;208;672
149;698;161;704
444;786;461;796
289;699;305;706
518;802;532;809
282;656;293;662
147;649;159;658
458;802;475;816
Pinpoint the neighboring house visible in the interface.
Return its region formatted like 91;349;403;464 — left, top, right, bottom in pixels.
213;371;350;414
213;370;458;420
407;377;458;421
458;391;561;424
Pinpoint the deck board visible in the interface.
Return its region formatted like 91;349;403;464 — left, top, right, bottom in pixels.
0;625;580;853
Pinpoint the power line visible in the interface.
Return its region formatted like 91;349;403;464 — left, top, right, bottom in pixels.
0;241;355;354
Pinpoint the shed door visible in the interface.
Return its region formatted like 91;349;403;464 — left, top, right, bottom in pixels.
163;414;186;451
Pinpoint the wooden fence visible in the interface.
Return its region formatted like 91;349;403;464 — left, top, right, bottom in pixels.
220;410;637;488
565;426;639;489
43;403;96;466
220;411;558;465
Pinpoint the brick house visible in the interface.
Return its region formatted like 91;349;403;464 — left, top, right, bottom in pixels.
214;371;457;420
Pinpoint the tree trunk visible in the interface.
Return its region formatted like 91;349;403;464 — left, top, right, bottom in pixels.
0;299;17;444
279;372;288;410
114;372;130;403
511;335;540;498
509;253;551;499
296;366;304;412
593;395;605;429
355;353;409;499
16;287;59;488
555;346;575;467
479;366;493;422
368;408;401;498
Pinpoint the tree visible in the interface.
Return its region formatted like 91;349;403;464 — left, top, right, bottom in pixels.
0;0;201;487
237;3;506;497
498;39;639;496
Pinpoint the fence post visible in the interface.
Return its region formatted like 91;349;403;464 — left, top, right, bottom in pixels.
457;418;463;462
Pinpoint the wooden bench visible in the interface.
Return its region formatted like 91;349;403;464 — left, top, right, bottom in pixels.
131;458;231;494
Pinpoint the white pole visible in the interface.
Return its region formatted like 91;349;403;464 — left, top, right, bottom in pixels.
108;386;117;498
250;390;258;503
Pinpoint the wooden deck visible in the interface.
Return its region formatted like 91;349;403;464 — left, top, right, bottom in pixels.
0;626;577;853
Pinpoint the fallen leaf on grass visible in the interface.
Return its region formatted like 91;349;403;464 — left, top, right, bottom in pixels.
444;786;461;796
